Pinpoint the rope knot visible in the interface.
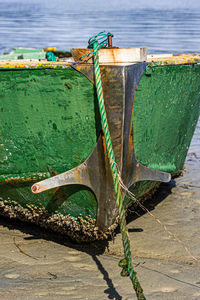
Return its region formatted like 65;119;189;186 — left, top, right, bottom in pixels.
87;30;146;299
118;258;129;277
80;31;114;61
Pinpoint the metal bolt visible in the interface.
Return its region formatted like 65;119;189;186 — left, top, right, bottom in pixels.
32;184;40;193
108;32;112;48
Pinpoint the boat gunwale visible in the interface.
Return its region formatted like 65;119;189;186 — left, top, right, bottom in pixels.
0;53;200;69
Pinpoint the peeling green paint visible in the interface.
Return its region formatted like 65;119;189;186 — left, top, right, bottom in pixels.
0;63;200;240
0;66;100;222
133;64;200;174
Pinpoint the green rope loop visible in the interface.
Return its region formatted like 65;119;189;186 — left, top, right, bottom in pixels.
88;31;113;49
89;32;146;300
80;31;114;60
46;51;56;61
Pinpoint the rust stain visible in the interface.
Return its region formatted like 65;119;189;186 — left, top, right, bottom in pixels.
31;183;49;194
108;33;113;48
65;83;72;89
123;87;137;183
131;86;137;151
50;169;59;177
101;134;110;171
31;184;40;193
74;168;82;183
75;65;95;84
105;49;117;64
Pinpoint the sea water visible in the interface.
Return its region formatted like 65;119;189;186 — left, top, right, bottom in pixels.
0;1;199;158
0;2;200;55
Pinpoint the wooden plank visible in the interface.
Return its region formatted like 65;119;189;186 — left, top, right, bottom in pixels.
70;47;147;63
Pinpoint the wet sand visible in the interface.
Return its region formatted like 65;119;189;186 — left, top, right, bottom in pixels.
0;121;200;299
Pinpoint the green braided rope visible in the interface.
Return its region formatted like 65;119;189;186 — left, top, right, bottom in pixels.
80;31;113;60
90;32;146;300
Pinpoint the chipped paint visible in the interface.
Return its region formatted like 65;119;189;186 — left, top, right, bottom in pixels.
133;64;200;174
147;53;200;65
0;60;200;240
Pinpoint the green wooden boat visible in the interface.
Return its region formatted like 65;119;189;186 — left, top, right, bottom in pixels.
0;47;200;242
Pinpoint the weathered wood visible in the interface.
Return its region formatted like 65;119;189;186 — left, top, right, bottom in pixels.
70;47;147;63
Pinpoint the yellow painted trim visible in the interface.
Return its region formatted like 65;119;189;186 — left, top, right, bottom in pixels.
147;54;200;64
0;60;71;69
43;47;57;52
1;53;200;69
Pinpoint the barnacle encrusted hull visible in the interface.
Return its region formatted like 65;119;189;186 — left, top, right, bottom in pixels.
0;57;200;241
0;199;117;242
0;180;157;242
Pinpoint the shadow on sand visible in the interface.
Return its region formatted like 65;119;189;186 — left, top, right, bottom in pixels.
0;180;175;300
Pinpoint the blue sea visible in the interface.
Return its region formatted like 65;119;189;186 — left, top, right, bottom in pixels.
0;1;200;55
0;1;200;158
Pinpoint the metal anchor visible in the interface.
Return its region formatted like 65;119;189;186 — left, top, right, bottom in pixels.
32;62;171;231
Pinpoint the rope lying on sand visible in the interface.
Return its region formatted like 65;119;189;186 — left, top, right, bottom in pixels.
82;31;146;300
82;31;199;298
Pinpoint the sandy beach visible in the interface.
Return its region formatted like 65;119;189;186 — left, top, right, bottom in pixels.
0;122;199;299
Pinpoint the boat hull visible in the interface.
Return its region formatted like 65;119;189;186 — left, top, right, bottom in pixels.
0;60;199;241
